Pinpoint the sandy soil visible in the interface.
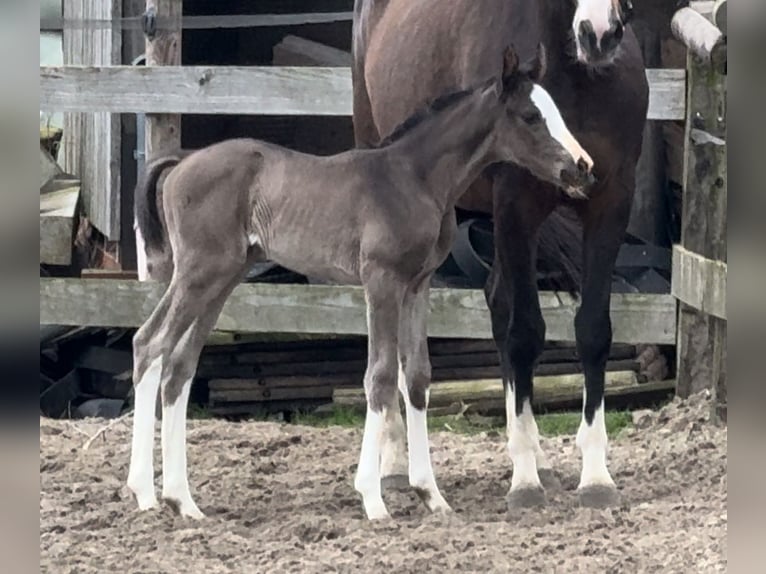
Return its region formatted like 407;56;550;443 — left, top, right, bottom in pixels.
40;393;726;573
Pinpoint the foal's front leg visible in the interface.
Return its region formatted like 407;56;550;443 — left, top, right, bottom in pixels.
398;285;451;513
354;278;405;520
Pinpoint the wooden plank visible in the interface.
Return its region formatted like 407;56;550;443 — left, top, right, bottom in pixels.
272;35;351;67
675;46;727;405
672;245;726;319
40;185;80;266
39;278;678;344
145;0;182;160
671;7;726;74
333;371;642;410
39;66;686;121
60;0;122;241
40;145;62;190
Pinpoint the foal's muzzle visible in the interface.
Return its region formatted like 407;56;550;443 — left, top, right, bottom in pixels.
560;157;596;198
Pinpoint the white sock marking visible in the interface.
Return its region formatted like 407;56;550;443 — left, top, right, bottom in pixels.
161;378;204;519
576;397;615;489
354;407;389;520
127;356;162;510
530;84;594;170
135;221;149;282
505;383;551;472
402;385;451;513
507;396;544;491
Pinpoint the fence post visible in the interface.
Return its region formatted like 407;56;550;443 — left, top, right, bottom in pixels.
672;7;727;422
144;0;182;159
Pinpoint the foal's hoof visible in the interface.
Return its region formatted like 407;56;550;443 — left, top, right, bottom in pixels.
162;497;206;520
506;486;547;509
538;468;563;491
577;485;621;509
381;474;410;492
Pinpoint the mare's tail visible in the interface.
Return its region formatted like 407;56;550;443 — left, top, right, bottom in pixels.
536;206;583;297
134;153;186;281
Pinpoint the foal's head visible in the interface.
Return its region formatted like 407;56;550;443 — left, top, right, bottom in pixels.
571;0;633;65
490;45;594;198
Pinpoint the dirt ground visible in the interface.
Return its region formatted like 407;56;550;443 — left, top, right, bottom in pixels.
40;393;726;573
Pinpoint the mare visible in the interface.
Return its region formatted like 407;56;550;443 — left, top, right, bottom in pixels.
352;0;649;508
127;46;594;520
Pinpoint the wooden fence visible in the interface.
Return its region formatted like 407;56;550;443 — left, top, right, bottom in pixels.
38;1;726;416
669;3;727;421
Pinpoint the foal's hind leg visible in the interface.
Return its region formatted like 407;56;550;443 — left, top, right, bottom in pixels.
354;275;405;520
157;262;246;518
398;284;451;513
127;286;176;510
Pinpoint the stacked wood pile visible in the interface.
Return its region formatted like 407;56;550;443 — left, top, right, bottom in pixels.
200;338;672;416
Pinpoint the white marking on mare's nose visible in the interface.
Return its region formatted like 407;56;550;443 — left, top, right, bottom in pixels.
530;85;593;171
574;0;614;44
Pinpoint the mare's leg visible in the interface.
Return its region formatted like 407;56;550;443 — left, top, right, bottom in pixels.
573;172;633;508
398;283;451;513
354;275;404;520
157;252;248;519
379;392;409;487
489;171;559;508
484;261;554;486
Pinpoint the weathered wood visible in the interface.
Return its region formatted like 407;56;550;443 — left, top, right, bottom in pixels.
40;185;80;266
39;278;678;344
39;66;686;121
40;145;63;190
145;0;182;160
713;0;727;35
675;43;727;405
333;371;641;409
671;7;726;74
272;35;351;67
60;0;122;240
672;245;726;319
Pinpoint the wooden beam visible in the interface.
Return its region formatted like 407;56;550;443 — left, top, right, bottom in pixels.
333;372;676;411
672;7;727;74
40;185;80;266
145;0;182;160
672;245;726;320
39;145;62;190
39;278;677;345
272;35;351;67
675;43;727;405
39;66;686;121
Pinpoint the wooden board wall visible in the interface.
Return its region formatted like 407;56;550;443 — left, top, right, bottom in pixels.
60;0;122;241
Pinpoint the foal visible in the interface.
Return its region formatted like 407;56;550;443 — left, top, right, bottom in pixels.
127;46;594;521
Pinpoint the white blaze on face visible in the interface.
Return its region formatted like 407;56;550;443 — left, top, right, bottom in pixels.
530;84;594;171
573;0;616;57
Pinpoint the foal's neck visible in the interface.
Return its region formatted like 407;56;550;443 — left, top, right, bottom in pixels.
386;90;500;212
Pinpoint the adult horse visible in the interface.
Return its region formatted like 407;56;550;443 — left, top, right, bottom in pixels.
353;0;648;508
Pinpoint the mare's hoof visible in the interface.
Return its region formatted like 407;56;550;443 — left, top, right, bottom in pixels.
381;474;410;492
506;486;546;509
538;468;563;490
577;485;621;509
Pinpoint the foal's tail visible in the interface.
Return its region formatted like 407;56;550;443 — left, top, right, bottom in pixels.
134;153;186;281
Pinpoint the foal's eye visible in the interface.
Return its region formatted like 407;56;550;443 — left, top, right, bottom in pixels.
521;110;543;124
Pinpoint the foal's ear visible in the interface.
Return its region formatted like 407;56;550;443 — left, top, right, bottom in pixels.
501;45;520;82
521;42;547;82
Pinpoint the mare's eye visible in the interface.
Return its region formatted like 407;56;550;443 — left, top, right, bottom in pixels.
521;110;543;124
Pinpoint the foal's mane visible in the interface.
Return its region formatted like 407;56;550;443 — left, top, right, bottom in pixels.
373;76;496;148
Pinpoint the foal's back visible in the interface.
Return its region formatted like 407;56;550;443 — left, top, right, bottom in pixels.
162;138;425;285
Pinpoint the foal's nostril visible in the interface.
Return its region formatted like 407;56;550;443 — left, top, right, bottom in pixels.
577;158;590;174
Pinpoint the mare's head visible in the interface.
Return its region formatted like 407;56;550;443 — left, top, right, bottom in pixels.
571;0;634;65
490;45;594;198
